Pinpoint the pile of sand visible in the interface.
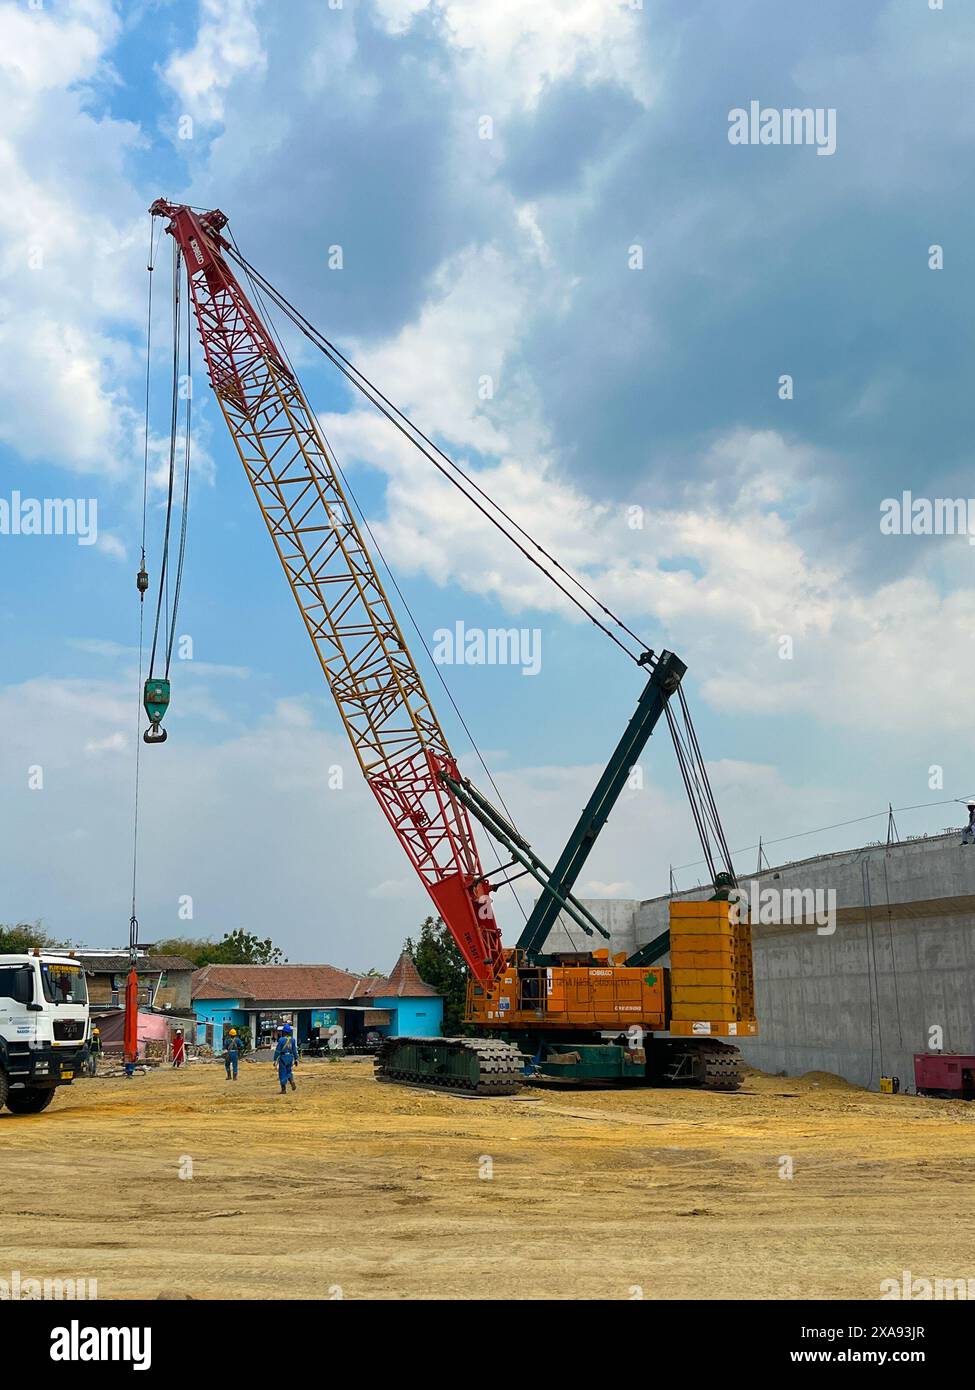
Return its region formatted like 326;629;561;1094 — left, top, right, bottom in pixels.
799;1070;863;1091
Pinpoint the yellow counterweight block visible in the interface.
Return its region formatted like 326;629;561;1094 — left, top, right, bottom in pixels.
668;900;757;1038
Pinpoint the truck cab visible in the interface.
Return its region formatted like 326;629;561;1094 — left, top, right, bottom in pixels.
0;953;90;1115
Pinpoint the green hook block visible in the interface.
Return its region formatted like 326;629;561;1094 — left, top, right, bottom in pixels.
143;677;171;727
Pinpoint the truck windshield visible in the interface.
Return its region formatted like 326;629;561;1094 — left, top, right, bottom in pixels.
40;963;87;1005
0;966;33;1005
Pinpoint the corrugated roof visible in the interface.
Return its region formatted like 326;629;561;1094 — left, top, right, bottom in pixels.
81;954;196;975
148;955;197;972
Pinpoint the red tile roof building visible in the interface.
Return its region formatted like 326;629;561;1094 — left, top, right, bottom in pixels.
191;951;443;1049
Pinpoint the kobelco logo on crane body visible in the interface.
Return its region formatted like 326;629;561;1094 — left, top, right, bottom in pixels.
188;238;205;266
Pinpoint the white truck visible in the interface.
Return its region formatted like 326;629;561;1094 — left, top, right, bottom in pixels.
0;953;90;1115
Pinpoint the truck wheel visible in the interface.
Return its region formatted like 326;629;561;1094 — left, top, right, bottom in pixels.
0;1071;7;1111
5;1086;57;1115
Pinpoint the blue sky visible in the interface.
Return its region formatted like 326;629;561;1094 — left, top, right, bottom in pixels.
1;0;973;966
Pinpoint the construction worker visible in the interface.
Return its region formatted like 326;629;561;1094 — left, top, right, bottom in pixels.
962;801;975;845
87;1026;101;1076
223;1027;244;1081
172;1028;186;1069
273;1023;299;1094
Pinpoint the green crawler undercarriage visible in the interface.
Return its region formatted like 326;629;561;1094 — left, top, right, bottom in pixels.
375;1035;744;1095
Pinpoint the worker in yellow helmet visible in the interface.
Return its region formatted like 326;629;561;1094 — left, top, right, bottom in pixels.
87;1026;101;1076
223;1026;245;1081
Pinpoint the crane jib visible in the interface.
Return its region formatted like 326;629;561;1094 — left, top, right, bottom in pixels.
149;198;505;986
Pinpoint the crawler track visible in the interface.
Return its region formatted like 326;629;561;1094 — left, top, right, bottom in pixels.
375;1036;525;1096
699;1044;744;1092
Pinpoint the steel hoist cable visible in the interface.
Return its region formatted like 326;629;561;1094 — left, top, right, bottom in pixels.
130;216;159;937
148;240;182;677
142;242;192;743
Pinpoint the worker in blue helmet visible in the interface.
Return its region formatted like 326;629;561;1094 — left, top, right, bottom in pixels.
272;1022;299;1094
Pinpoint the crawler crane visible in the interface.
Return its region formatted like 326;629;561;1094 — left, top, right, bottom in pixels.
146;200;757;1093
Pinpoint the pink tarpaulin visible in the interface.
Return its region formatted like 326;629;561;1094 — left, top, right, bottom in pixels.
94;1010;173;1058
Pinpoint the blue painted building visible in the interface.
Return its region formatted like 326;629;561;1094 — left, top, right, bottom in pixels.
192;953;442;1051
192;996;249;1041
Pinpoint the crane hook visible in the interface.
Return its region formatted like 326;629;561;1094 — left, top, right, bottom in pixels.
143;677;171;745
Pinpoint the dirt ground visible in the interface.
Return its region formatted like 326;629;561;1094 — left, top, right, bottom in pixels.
2;1059;973;1300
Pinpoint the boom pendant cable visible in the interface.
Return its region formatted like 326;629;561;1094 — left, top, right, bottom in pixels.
235;248;531;924
225;233;744;883
223;234;654;667
225;226;739;882
148;213;734;896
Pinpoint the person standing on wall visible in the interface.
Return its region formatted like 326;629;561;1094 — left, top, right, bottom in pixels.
273;1024;299;1095
962;800;975;845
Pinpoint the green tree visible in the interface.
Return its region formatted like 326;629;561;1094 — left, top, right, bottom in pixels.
0;922;55;953
154;931;287;966
404;916;471;1035
152;937;210;966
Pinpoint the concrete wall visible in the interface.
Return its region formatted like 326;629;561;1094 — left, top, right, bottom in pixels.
543;898;642;957
543;834;975;1090
153;971;192;1011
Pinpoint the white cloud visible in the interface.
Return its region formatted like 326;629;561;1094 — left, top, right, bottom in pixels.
163;0;266;123
374;0;656;111
319;386;975;744
580;879;634;897
84;730;127;755
95;531;126;561
0;673;491;958
0;665;814;955
368;879;412;900
338;240;541;458
0;0;148;476
0;0;117;91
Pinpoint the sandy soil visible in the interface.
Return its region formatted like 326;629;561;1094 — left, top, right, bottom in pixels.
2;1059;973;1300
